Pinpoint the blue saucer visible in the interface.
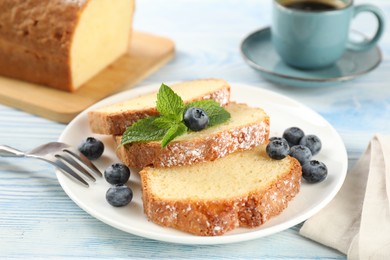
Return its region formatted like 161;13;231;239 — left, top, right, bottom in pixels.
240;27;382;87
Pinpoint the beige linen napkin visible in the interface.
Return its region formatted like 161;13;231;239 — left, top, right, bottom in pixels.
300;134;390;260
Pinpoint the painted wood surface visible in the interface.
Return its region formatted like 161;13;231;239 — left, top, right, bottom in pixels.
1;0;389;259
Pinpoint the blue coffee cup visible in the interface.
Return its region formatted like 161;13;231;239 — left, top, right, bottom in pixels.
271;0;385;70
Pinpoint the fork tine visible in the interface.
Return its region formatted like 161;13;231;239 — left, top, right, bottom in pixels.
55;153;96;182
52;159;89;187
63;148;102;177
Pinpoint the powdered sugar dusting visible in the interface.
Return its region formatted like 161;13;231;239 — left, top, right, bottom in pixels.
159;121;269;167
62;0;87;6
204;88;230;107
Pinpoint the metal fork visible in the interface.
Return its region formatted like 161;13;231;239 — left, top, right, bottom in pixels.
0;142;102;187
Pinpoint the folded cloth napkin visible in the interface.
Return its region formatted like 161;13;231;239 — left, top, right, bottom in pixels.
300;134;390;260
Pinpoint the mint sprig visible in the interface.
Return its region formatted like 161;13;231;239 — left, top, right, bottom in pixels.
157;83;184;121
121;83;231;148
161;122;187;148
120;116;168;144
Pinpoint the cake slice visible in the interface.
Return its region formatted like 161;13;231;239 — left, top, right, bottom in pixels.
140;145;302;236
88;78;231;135
114;102;270;168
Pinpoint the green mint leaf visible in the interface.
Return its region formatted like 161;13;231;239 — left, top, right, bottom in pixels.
156;83;184;121
185;100;231;126
120;116;168;146
161;122;187;148
153;116;175;129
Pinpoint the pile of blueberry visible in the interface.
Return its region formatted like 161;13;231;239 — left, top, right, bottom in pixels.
266;127;327;183
78;137;133;207
104;163;133;207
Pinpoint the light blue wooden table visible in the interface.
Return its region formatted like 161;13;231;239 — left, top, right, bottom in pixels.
1;0;389;259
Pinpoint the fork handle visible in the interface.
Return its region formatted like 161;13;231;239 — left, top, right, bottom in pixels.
0;145;25;157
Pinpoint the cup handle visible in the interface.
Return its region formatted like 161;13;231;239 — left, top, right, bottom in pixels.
347;4;385;51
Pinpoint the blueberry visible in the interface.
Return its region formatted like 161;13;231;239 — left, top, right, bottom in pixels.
78;137;104;160
283;127;305;147
269;136;283;142
289;145;312;165
183;107;209;131
300;134;322;156
104;163;131;185
302;160;328;183
106;184;133;207
266;138;290;160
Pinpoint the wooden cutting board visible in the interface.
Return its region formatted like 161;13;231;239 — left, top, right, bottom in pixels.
0;31;175;123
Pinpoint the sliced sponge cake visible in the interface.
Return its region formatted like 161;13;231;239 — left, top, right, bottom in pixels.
88;79;231;135
115;102;270;168
140;145;302;236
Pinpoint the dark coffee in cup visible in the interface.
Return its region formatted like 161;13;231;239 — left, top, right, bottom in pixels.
279;0;346;12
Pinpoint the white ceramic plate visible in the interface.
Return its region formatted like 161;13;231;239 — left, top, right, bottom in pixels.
58;83;348;245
